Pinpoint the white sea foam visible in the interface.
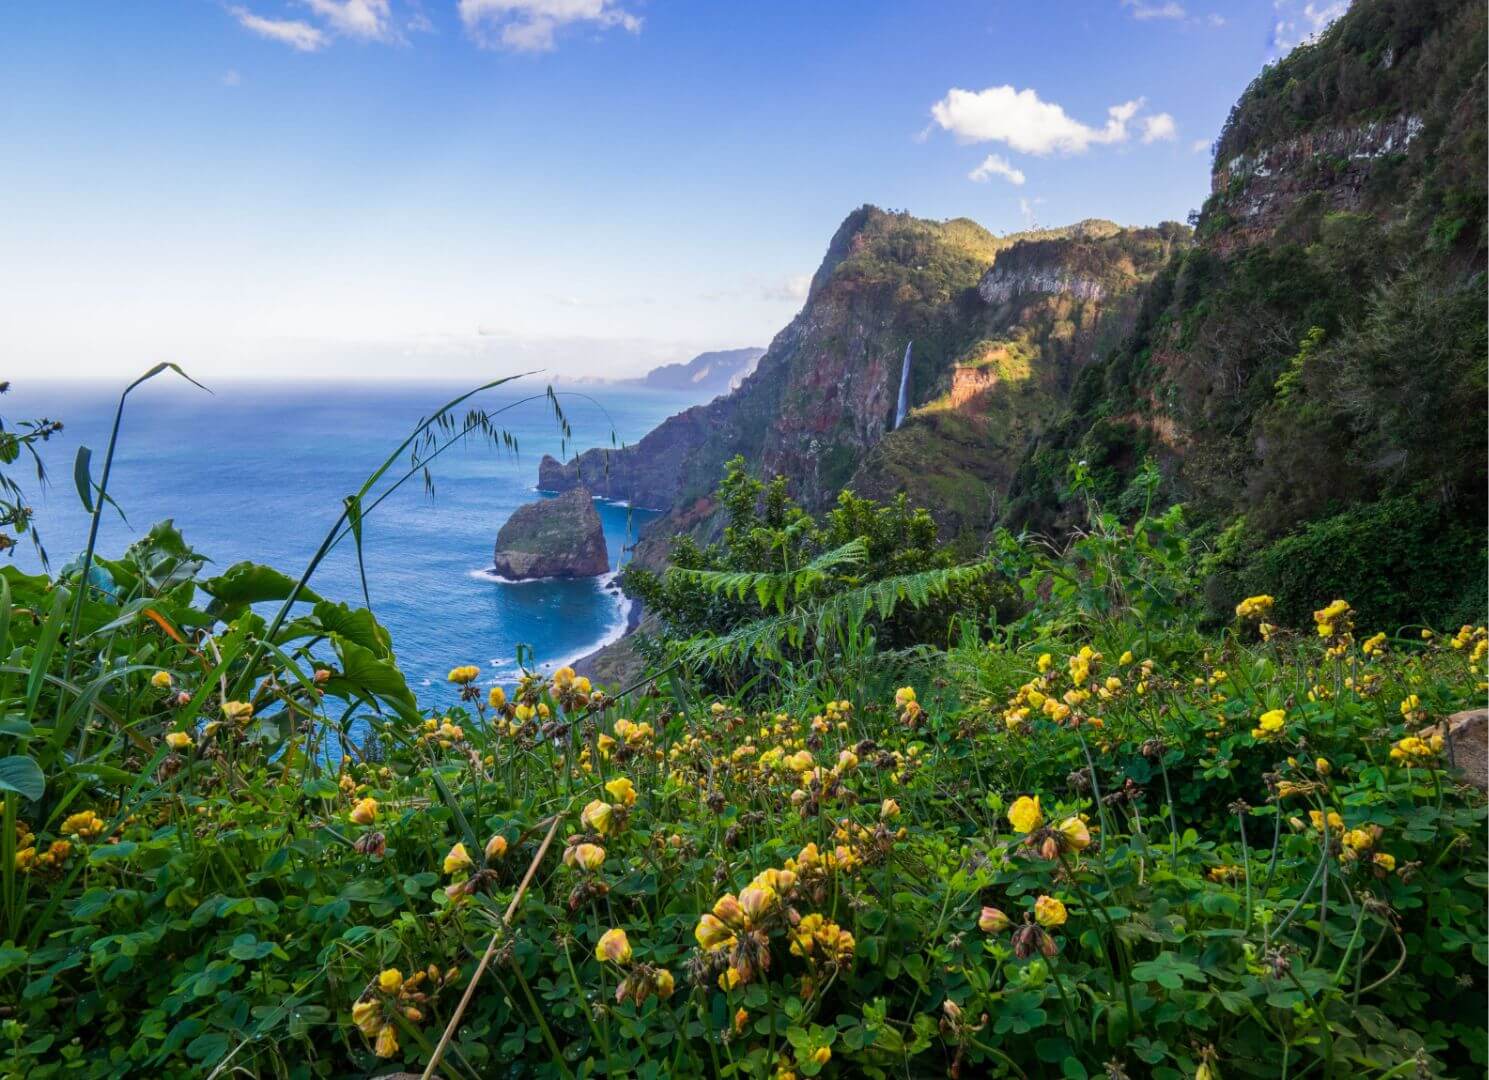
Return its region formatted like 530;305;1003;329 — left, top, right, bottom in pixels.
477;568;633;684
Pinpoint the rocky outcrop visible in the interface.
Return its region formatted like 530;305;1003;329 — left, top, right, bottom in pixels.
493;488;608;579
978;267;1106;304
1424;709;1489;791
1208;114;1425;254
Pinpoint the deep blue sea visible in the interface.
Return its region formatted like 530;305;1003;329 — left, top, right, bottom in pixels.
10;378;692;708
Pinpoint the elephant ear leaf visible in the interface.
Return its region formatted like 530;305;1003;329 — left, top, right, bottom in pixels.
0;755;44;802
201;562;321;620
323;634;419;723
312;601;392;659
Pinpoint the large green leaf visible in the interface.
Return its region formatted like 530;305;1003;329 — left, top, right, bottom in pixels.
0;755;44;801
202;562;321;619
312;601;391;658
324;634;418;721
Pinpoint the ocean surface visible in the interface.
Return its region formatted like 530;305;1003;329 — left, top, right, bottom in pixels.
10;377;692;708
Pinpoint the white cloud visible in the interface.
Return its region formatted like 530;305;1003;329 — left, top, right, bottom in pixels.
1191;138;1211;153
1141;113;1177;143
222;69;243;86
230;6;328;51
1122;0;1187;20
303;0;394;41
1018;196;1046;226
968;153;1026;186
458;0;640;52
1272;0;1347;52
930;85;1151;156
761;275;811;303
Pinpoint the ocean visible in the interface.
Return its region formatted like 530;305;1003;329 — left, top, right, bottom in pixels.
9;377;691;708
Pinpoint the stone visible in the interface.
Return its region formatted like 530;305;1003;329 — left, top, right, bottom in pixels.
493;488;609;580
1423;709;1488;791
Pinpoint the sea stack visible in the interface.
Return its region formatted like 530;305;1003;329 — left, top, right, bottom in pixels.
493;488;609;580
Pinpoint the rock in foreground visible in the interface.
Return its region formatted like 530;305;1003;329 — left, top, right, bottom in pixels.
493;488;609;579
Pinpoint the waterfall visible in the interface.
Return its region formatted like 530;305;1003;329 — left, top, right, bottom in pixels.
893;341;912;429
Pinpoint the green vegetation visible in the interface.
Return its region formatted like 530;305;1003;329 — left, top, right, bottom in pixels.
3;383;1485;1078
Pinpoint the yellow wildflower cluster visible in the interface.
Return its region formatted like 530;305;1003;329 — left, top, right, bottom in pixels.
1313;599;1354;657
60;809;107;841
14;820;74;876
895;686;922;725
419;716;466;749
1389;732;1443;764
1234;594;1274;620
1252;708;1287;741
594;926;676;1005
351;964;458;1058
447;665;480;685
580;776;637;836
550;665;594;709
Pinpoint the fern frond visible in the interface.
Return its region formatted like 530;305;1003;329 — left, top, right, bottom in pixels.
677;559;988;667
669;537;869;613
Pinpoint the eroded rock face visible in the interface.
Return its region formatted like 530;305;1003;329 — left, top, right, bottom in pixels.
1424;709;1488;791
493;488;609;580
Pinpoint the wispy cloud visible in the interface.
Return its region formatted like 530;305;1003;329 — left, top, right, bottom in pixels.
1271;0;1347;52
931;85;1158;156
1122;0;1186;20
968;153;1026;185
222;69;243;87
230;6;328;51
303;0;395;42
760;275;811;303
458;0;640;52
1191;138;1211;154
1141;113;1177;143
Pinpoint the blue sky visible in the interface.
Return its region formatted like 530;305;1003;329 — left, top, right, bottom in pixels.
1;1;1345;379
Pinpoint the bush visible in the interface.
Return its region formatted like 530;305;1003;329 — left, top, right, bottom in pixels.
1238;494;1487;632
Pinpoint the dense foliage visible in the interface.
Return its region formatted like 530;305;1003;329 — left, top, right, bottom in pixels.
4;388;1486;1078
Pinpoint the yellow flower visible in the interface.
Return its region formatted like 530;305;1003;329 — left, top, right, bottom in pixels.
377;968;403;993
654;969;675;998
811;1047;831;1066
1398;695;1420;717
373;1023;399;1058
1235;594;1274;620
581;799;616;835
1373;852;1396;871
1252;708;1286;739
487;685;506;708
1342;828;1373;852
894;686;917;708
60;811;105;841
1007;795;1043;834
604;777;637;807
150;670;173;689
595;927;632;964
1118;650;1134;666
484;834;508;860
1037;653;1052;672
1315;757;1331;776
978;906;1010;933
447;665;480;685
738;884;776;922
565;842;606;871
442;842;473;875
1058;816;1092;851
349;798;378;826
880;798;901;820
1034;895;1068;928
164;731;192;751
695;913;736;951
351;999;382;1037
221;700;254;725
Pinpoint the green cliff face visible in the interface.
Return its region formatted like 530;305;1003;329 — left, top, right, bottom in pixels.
546;0;1486;631
1006;0;1487;629
545;210;1178;554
